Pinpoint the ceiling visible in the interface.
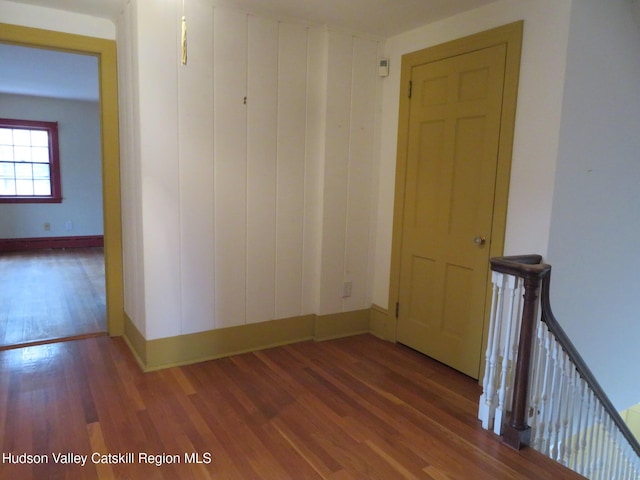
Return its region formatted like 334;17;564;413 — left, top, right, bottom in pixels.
1;0;497;101
5;0;497;37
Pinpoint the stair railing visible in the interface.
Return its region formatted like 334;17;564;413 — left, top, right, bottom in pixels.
478;254;640;479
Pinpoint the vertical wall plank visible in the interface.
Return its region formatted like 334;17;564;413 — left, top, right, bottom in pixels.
246;15;278;324
179;0;215;334
137;0;181;339
275;22;308;319
213;7;248;328
117;1;145;330
343;37;378;311
302;26;328;315
318;31;353;315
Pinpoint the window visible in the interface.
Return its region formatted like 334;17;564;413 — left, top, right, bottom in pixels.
0;118;61;203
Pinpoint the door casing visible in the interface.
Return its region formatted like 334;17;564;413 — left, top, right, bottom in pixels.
388;21;523;378
1;23;125;336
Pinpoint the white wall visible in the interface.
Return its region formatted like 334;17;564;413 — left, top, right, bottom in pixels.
0;94;103;239
118;0;381;340
372;0;573;309
547;0;640;411
0;0;115;39
117;0;146;336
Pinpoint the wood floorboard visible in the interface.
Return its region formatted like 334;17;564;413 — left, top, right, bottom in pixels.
0;247;106;349
0;334;585;479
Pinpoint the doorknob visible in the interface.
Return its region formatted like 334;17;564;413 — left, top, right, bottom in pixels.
473;236;486;246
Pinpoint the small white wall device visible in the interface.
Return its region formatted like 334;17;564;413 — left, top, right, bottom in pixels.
378;58;389;77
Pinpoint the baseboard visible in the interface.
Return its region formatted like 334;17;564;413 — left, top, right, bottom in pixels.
123;308;375;372
0;235;104;252
123;313;148;371
124;314;316;372
369;303;396;341
314;309;370;341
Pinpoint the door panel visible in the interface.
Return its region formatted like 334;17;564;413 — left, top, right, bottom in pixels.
397;44;507;379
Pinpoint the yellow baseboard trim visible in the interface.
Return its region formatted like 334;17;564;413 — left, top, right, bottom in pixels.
369;303;395;341
314;309;370;341
123;313;148;370
123;309;374;372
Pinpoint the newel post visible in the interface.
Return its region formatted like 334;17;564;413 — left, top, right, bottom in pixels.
502;274;541;450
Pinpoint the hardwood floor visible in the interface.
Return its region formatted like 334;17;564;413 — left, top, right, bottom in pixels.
0;248;106;349
0;334;584;479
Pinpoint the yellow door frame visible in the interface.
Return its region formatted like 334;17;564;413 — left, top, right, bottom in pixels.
388;21;523;372
1;23;124;336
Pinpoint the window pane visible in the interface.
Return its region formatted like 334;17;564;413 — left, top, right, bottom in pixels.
32;146;50;163
33;163;50;180
0;145;13;161
16;179;34;195
0;162;15;178
31;130;49;147
0;129;12;145
33;179;51;195
0;178;16;195
13;129;30;146
15;163;32;179
14;146;31;162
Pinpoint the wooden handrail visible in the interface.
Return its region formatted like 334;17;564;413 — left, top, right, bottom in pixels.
489;255;640;458
489;254;549;278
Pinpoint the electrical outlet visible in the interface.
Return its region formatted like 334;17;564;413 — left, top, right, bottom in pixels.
65;220;73;231
44;222;51;231
342;281;352;298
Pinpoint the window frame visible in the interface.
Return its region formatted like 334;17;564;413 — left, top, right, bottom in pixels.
0;118;62;204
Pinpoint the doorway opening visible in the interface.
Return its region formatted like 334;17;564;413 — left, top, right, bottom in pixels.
0;22;125;345
0;43;106;349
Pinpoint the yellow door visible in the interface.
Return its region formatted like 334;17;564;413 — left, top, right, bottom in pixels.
396;44;507;379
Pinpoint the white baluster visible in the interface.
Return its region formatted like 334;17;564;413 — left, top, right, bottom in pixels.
589;390;600;478
479;271;505;430
620;440;638;479
621;440;630;479
587;403;600;478
579;388;594;476
621;453;630;480
528;321;546;450
571;378;588;473
628;443;639;480
547;340;562;459
558;352;575;466
606;417;620;479
494;273;518;435
610;418;621;480
618;439;627;480
593;413;607;480
554;348;570;463
597;415;608;480
612;439;622;480
538;327;554;456
508;277;524;411
628;446;635;479
605;416;617;480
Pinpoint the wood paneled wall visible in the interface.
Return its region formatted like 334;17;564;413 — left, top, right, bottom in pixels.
117;0;381;340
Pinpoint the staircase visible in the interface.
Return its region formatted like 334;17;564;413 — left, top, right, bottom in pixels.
478;255;640;479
